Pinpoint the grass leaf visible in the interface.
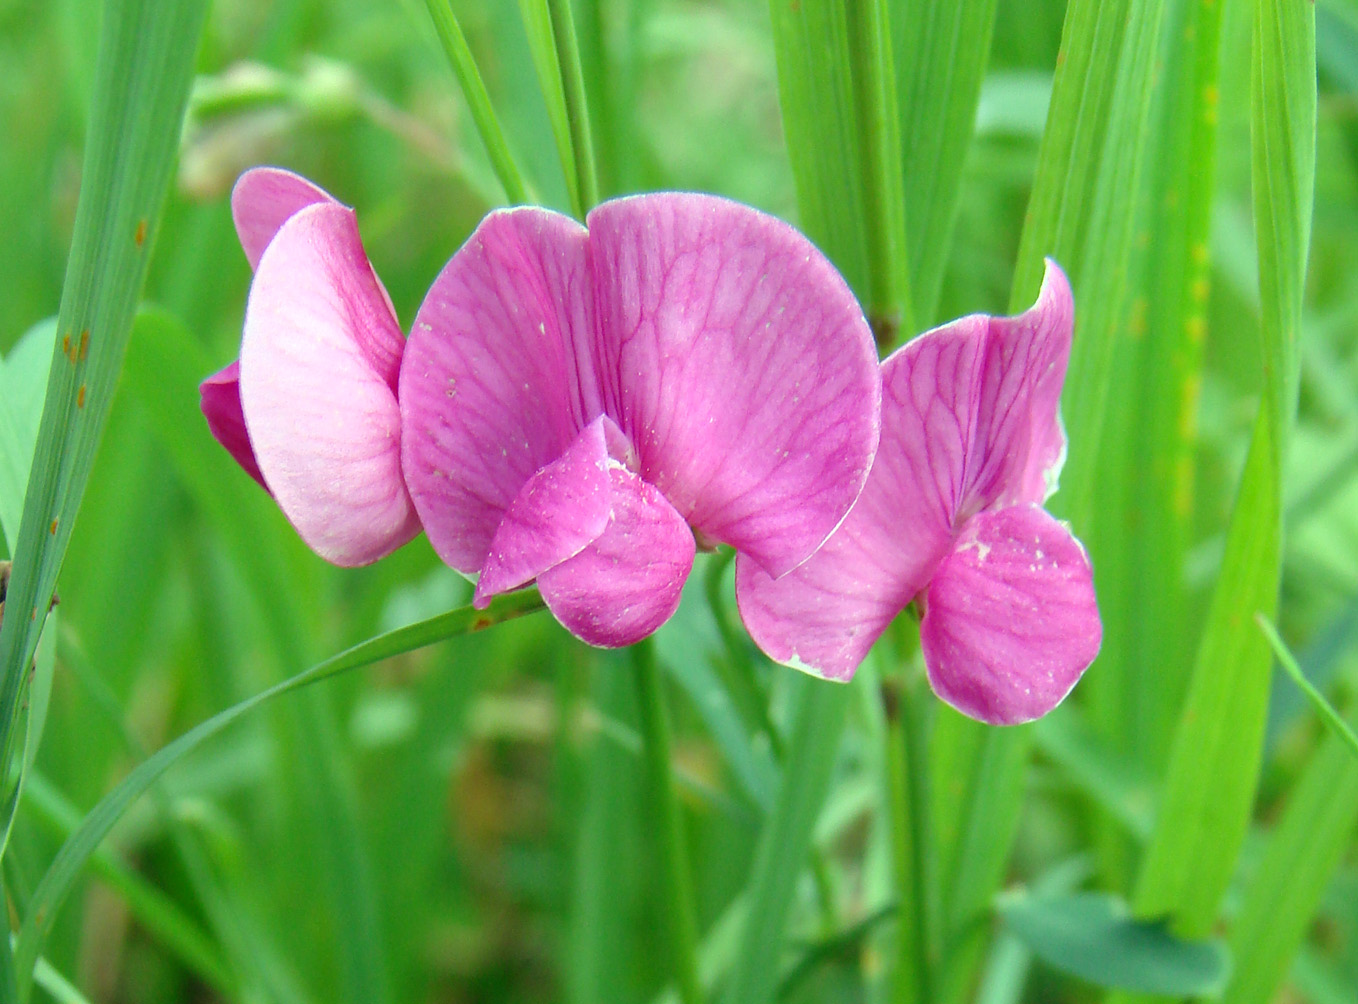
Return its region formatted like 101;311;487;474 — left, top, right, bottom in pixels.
721;675;851;1004
1125;0;1315;944
0;0;210;835
10;590;545;997
894;0;1000;325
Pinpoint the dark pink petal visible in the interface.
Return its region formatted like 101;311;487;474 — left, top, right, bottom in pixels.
587;193;881;578
734;346;961;679
537;466;695;647
474;418;614;607
231;167;336;270
920;504;1100;725
239;202;418;566
957;259;1073;516
400;208;596;574
199;361;267;489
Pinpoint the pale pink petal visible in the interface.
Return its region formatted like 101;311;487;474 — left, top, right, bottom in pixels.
199;361;267;490
240;202;418;566
920;504;1100;725
400;208;596;574
231;167;336;270
586;193;881;578
474;418;613;607
537;466;695;647
959;259;1073;515
734;346;962;679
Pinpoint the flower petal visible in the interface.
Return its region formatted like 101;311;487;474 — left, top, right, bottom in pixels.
231;167;336;270
587;193;881;578
240;202;417;566
474;417;614;607
733;345;963;679
537;466;695;647
960;259;1073;514
920;504;1100;725
199;361;267;489
401;207;596;574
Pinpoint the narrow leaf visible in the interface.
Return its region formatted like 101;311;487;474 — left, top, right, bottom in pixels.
11;591;545;994
1221;702;1358;1004
1256;614;1358;759
421;0;533;204
0;0;210;809
894;0;1001;325
1127;0;1314;941
721;676;851;1004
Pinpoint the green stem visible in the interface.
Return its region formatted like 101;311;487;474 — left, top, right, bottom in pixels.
547;0;600;214
885;662;934;1004
630;639;703;1004
421;0;532;204
846;0;912;347
699;553;838;931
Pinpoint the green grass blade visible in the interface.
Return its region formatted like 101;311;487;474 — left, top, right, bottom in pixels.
1084;0;1226;892
22;771;234;995
721;676;852;1004
517;0;578;212
517;0;597;216
630;640;702;1004
11;590;545;998
121;309;389;1004
0;0;209;794
894;0;1001;325
1220;703;1358;1004
1014;0;1166;527
421;0;533;204
1126;0;1315;944
766;0;876;329
847;0;912;344
548;0;599;213
29;956;90;1004
1257;615;1358;759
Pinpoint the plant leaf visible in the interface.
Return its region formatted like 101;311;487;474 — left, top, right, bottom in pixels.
721;675;852;1004
10;590;545;994
1126;0;1314;944
998;891;1229;996
0;0;210;843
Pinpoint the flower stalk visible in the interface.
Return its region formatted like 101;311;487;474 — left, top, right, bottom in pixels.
631;638;704;1004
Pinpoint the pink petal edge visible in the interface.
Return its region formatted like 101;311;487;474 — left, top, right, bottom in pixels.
240;202;417;566
231;167;337;271
587;193;882;578
199;361;268;490
537;466;696;648
400;207;595;574
920;504;1100;725
474;418;614;607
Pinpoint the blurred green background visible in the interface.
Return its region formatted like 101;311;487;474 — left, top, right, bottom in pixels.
1;0;1357;1001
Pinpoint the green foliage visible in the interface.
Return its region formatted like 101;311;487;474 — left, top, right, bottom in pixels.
997;891;1229;995
1;0;1354;1001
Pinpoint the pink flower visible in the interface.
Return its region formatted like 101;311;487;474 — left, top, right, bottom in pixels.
399;195;882;647
736;262;1101;725
200;168;420;566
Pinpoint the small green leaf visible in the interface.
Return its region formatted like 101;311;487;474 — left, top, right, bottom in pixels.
997;892;1230;995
